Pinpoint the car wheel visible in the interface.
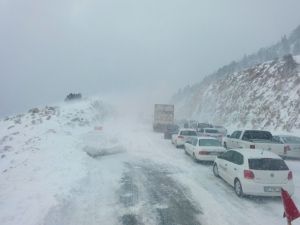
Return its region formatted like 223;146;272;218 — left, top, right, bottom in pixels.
184;147;188;155
224;142;227;149
213;164;219;177
192;153;198;162
234;179;243;197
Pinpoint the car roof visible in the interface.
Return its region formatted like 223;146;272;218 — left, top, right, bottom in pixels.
197;137;218;140
229;148;281;159
179;128;196;131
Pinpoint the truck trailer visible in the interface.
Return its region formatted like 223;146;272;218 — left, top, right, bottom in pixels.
153;104;174;132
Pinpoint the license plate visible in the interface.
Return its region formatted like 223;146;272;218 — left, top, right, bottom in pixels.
264;186;281;192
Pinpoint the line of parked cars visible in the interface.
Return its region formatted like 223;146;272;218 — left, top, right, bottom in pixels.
164;125;298;198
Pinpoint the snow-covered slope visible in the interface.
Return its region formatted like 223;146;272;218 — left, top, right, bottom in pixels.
172;55;300;132
0;98;113;225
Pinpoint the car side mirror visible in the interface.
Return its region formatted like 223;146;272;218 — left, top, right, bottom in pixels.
186;141;192;144
227;135;230;138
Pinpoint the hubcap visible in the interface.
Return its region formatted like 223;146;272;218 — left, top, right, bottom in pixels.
235;181;241;195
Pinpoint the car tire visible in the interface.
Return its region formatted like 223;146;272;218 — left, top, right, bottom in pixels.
184;148;188;155
234;179;243;197
213;164;219;177
192;153;198;162
224;142;227;149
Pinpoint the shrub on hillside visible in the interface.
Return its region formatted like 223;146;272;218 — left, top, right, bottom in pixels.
65;93;82;102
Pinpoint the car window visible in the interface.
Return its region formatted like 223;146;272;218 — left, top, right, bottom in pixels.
230;131;241;139
192;138;198;146
248;158;289;170
204;129;219;134
242;130;272;141
230;131;237;138
180;130;197;136
199;139;221;146
235;131;242;139
272;136;283;143
232;152;244;165
221;150;234;161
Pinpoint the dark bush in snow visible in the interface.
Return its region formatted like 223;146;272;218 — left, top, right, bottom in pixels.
65;93;82;102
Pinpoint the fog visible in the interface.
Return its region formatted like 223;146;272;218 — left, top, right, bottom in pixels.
1;0;300;117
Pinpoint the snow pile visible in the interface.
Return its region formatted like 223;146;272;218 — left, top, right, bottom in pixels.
0;98;113;225
173;55;300;132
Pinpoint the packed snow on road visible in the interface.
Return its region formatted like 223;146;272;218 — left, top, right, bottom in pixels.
1;98;300;225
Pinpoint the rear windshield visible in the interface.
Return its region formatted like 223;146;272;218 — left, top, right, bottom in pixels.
242;131;272;141
205;129;219;134
248;158;289;170
199;139;221;146
180;130;197;136
282;136;300;144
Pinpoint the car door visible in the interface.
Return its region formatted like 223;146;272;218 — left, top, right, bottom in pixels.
226;151;244;186
186;138;195;155
231;131;242;148
218;151;234;181
191;138;198;155
226;132;237;148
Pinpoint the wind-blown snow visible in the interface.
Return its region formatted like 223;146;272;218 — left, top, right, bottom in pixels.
1;97;300;225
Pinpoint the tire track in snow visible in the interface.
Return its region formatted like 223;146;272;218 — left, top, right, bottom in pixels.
118;161;203;225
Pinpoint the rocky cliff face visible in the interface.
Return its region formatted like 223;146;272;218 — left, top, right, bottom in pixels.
172;55;300;131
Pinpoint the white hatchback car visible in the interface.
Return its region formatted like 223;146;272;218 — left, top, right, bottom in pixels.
184;137;226;161
213;149;294;197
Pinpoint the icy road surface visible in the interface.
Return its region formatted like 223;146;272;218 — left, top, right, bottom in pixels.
43;117;300;225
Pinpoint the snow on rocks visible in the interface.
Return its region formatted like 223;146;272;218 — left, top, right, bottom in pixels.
0;98;113;225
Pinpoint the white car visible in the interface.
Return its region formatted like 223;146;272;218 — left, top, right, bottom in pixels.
273;135;300;159
213;149;294;197
184;137;226;162
197;128;223;141
171;129;197;148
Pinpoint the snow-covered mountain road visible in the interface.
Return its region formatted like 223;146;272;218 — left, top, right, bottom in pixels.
43;117;300;225
1;99;300;225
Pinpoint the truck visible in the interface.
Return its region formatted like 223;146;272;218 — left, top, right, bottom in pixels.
153;104;174;132
223;130;288;157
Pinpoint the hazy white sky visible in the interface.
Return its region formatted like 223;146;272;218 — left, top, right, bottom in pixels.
1;0;300;116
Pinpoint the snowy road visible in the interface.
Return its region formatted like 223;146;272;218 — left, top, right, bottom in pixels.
42;117;300;225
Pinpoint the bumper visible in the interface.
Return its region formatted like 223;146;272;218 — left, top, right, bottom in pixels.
176;139;186;146
195;154;218;161
241;180;294;197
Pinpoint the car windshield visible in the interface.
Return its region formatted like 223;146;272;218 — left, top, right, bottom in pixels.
199;139;221;146
204;129;219;134
180;130;197;136
248;158;289;170
243;131;272;140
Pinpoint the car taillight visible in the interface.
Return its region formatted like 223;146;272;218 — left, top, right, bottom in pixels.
199;151;209;155
178;135;184;139
250;145;255;149
244;170;255;179
288;171;293;180
284;145;291;154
